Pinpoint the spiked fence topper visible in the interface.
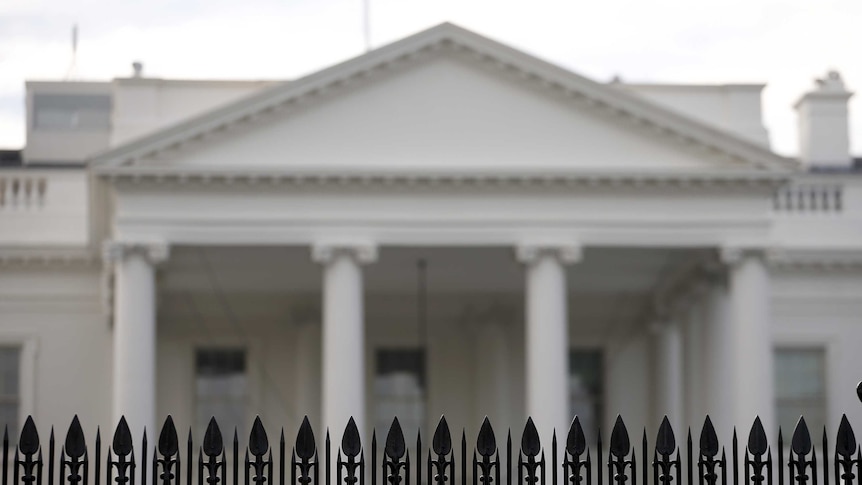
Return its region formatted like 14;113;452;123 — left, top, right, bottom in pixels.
0;414;860;485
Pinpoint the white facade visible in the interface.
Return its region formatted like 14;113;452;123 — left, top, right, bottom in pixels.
1;24;860;444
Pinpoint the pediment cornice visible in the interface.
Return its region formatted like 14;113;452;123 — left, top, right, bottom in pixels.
97;166;789;189
91;23;796;174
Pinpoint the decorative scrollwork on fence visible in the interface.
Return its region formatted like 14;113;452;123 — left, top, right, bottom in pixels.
62;416;87;485
108;417;135;485
744;418;771;485
653;417;680;485
383;418;408;485
201;417;224;485
564;417;591;485
293;417;317;485
17;417;42;485
475;417;499;485
428;416;452;485
697;417;725;485
246;417;272;485
337;418;363;485
608;416;634;485
518;418;543;485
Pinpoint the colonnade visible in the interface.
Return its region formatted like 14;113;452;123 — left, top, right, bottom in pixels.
105;241;775;440
651;250;775;438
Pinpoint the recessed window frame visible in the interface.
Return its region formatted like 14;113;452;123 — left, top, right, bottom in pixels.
774;345;828;436
31;94;111;132
192;344;255;439
373;347;427;440
0;336;37;437
569;346;604;443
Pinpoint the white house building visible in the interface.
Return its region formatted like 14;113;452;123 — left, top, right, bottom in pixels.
1;23;860;446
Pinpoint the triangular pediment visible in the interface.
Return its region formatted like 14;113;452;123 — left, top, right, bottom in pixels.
92;23;794;176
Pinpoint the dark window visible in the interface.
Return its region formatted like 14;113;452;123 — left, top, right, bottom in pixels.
375;349;425;439
775;348;826;435
195;348;247;437
569;349;603;442
32;94;111;131
0;347;19;435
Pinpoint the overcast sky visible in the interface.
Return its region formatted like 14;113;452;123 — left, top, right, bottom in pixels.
1;0;860;156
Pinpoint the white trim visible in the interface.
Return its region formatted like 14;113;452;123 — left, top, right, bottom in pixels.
0;249;99;268
109;224;773;249
767;248;862;270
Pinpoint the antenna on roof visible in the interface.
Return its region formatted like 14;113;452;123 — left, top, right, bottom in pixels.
64;23;78;80
362;0;371;52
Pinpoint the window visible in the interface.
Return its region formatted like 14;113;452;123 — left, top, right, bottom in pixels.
569;349;603;442
374;349;425;440
195;349;248;437
0;347;19;434
775;348;826;435
32;94;111;131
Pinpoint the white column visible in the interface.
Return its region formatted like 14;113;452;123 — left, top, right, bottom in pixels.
651;316;683;434
313;243;376;438
723;248;774;435
104;241;169;440
516;243;581;442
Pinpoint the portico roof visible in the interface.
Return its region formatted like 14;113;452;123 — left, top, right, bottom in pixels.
91;23;795;180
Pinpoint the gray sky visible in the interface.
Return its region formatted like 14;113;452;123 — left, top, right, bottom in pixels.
1;0;860;156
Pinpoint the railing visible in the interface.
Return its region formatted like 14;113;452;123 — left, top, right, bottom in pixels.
1;412;859;485
0;169;89;245
0;174;48;208
773;184;843;213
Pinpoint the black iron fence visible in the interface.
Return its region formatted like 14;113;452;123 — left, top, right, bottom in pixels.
2;412;860;485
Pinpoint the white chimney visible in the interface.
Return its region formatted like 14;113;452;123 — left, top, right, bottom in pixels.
794;71;853;169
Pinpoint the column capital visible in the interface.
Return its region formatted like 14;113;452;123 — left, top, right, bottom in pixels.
515;242;582;265
311;241;378;265
102;240;170;266
719;246;768;266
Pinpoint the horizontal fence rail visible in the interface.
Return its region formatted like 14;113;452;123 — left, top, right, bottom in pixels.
1;414;861;485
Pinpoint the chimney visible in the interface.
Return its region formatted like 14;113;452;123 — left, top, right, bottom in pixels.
132;61;144;78
794;71;853;169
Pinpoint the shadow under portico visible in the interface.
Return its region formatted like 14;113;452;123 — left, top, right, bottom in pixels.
154;244;713;444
